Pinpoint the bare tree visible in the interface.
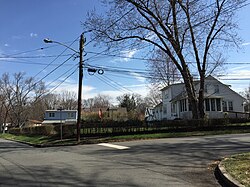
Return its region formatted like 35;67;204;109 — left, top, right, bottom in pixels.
0;72;46;127
147;49;180;87
144;86;162;107
83;98;94;111
240;85;250;112
93;94;112;108
0;92;9;133
43;93;59;109
85;0;247;119
58;91;78;110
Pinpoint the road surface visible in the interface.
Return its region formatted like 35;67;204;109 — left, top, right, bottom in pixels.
1;133;250;186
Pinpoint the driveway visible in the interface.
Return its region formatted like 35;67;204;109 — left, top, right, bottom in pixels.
0;133;250;186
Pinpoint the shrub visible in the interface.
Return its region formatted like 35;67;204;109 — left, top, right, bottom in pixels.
9;125;55;136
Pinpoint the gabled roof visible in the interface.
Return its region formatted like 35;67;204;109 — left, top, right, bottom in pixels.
45;110;77;112
166;75;245;101
160;82;184;91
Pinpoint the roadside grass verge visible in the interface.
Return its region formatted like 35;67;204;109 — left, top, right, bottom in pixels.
222;153;250;187
1;128;250;146
0;133;49;144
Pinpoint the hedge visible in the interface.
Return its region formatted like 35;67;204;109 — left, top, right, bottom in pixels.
8;118;250;137
9;125;56;136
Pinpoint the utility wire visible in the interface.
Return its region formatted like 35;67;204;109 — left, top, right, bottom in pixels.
47;67;78;94
85;50;250;65
0;54;72;59
102;74;135;93
94;74;125;93
46;64;78;88
0;59;75;66
33;36;80;79
84;7;135;47
36;54;76;84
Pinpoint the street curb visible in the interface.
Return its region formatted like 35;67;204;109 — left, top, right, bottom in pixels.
216;161;245;187
4;138;79;148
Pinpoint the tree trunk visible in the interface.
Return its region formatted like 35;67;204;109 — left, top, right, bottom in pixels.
198;73;205;119
182;70;199;119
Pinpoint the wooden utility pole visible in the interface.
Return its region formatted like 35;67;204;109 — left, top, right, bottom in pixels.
77;33;84;143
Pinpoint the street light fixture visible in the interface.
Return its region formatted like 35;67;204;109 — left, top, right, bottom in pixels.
44;33;85;143
43;38;79;54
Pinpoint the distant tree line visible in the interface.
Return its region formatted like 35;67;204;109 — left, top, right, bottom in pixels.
0;72;163;132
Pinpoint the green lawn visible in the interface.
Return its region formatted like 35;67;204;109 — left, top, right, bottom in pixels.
222;153;250;187
1;128;250;146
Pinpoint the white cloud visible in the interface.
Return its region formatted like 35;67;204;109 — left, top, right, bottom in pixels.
48;78;96;98
12;35;23;40
146;31;156;40
121;49;137;62
242;42;250;46
218;69;250;93
30;33;38;38
4;44;9;47
129;72;146;83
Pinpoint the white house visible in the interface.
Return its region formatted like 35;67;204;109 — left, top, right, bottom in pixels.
42;110;77;125
152;75;245;120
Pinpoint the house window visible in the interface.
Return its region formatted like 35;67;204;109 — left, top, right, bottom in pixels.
211;98;215;111
68;112;74;118
205;99;210;111
49;112;55;117
228;101;233;111
205;84;208;93
163;107;167;114
164;90;169;99
205;84;211;93
216;98;221;111
171;103;176;113
222;101;227;111
188;100;192;111
214;85;219;93
180;99;187;112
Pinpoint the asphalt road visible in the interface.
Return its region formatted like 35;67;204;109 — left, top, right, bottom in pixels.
0;133;250;187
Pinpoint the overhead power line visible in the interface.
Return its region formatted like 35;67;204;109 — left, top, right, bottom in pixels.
0;54;72;59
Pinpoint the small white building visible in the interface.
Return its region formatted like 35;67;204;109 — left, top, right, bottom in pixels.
42;110;77;125
152;75;245;120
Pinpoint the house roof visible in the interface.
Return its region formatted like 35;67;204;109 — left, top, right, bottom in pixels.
154;102;163;108
42;119;77;124
160;82;184;91
45;110;77;112
168;75;244;102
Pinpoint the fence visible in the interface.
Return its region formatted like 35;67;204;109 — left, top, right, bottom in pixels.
225;111;250;119
8;118;250;137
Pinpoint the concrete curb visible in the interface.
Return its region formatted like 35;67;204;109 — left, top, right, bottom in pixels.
217;161;245;187
4;138;79;148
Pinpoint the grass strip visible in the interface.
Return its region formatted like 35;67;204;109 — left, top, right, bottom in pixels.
1;128;250;146
222;153;250;187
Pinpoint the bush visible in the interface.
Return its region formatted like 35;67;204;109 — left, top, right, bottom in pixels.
9;128;21;135
228;118;250;124
209;118;229;126
53;124;75;137
9;125;56;136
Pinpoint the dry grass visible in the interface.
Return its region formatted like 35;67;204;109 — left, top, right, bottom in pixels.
222;153;250;187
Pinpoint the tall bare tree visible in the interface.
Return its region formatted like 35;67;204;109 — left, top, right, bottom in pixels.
240;85;250;112
0;72;46;127
147;49;180;87
144;86;162;107
93;94;112;108
58;91;78;110
85;0;247;119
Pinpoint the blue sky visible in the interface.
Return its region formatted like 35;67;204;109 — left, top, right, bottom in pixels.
0;0;250;103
